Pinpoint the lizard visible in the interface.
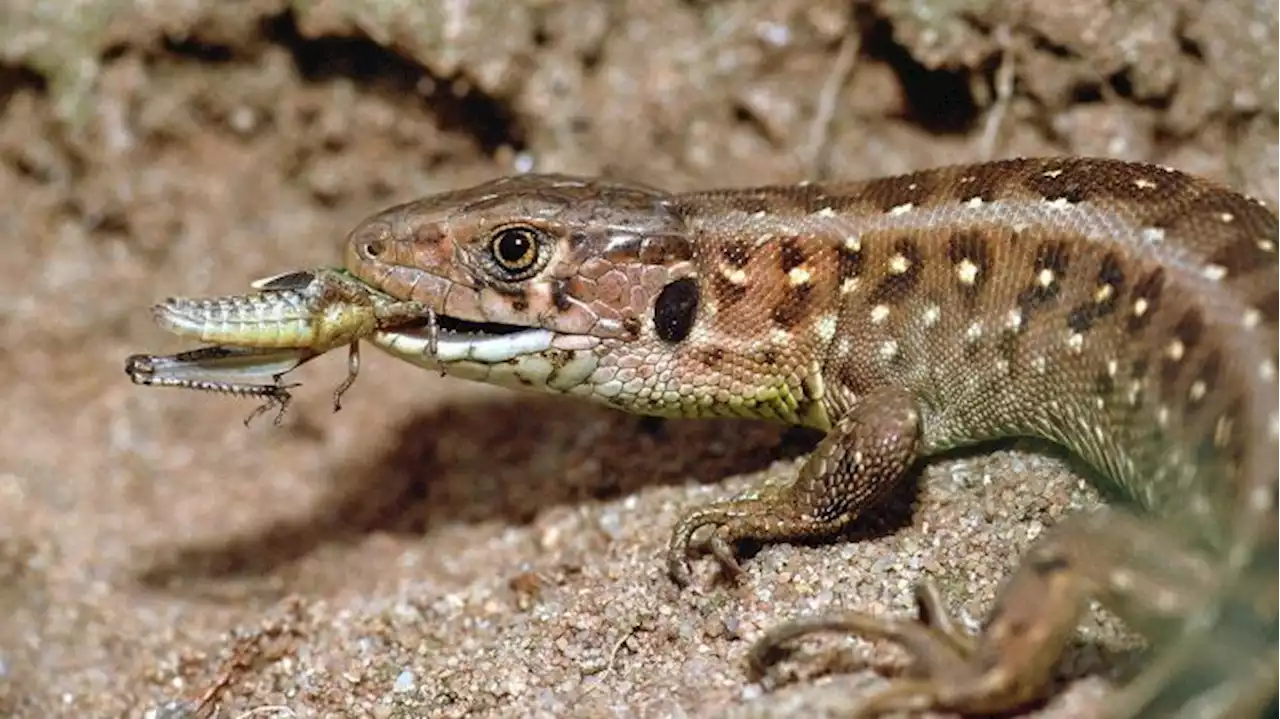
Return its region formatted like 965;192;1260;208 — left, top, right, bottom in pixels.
332;156;1276;717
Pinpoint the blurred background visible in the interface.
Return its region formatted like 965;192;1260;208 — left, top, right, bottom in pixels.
1;1;1275;717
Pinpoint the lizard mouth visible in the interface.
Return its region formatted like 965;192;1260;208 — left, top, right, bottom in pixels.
383;314;555;364
370;311;599;391
433;314;532;338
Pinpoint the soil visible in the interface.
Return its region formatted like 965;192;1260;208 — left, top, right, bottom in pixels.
1;1;1275;718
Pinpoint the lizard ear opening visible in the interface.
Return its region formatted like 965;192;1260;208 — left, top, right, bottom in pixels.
653;278;700;343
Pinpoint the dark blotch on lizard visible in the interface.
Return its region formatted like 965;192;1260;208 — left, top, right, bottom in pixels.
1016;240;1071;314
867;237;923;305
780;238;807;273
838;239;863;281
946;230;992;302
653;277;700;343
1025;165;1091;204
772;283;814;329
1066;252;1126;332
720;240;751;268
1128;267;1165;332
712;274;749;306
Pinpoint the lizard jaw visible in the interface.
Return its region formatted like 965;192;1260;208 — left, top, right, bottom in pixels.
383;319;556;364
369;322;602;395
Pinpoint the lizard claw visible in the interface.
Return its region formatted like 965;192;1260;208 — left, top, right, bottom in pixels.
667;553;695;588
703;532;745;578
666;507;748;587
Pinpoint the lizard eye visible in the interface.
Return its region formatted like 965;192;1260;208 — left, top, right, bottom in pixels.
490;225;541;274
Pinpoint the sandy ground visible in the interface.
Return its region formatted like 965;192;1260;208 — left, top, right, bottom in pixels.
0;1;1275;717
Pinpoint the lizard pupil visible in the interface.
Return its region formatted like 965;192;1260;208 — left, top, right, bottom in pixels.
493;227;537;270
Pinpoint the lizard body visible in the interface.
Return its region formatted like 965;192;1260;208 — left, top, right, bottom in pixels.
342;157;1278;717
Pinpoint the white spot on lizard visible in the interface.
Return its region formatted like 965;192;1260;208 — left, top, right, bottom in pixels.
1005;308;1023;331
816;313;838;342
1214;415;1233;447
1116;565;1136;588
1250;485;1274;512
1202;264;1227;282
922;305;941;327
1067;332;1084;353
1260;359;1276;382
879;340;899;360
1127;379;1143;406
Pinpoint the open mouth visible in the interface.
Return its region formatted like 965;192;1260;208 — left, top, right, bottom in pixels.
381;312;555;364
433;314;531;337
394;313;533;338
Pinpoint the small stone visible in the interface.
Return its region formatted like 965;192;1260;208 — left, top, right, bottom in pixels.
393;669;415;693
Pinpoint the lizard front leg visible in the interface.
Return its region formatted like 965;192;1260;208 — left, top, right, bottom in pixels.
749;509;1271;718
667;387;922;586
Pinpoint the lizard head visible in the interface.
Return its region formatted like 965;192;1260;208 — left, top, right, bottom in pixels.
345;173;830;426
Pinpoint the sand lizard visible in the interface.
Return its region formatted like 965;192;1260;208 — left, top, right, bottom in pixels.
164;157;1280;716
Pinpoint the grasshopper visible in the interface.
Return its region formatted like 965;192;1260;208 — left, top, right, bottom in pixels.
126;268;432;425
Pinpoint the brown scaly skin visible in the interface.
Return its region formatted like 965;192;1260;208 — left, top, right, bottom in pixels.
343;157;1278;718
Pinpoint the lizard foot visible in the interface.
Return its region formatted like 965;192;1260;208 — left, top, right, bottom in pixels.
746;510;1273;717
749;580;1040;717
666;494;788;588
667;388;922;588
